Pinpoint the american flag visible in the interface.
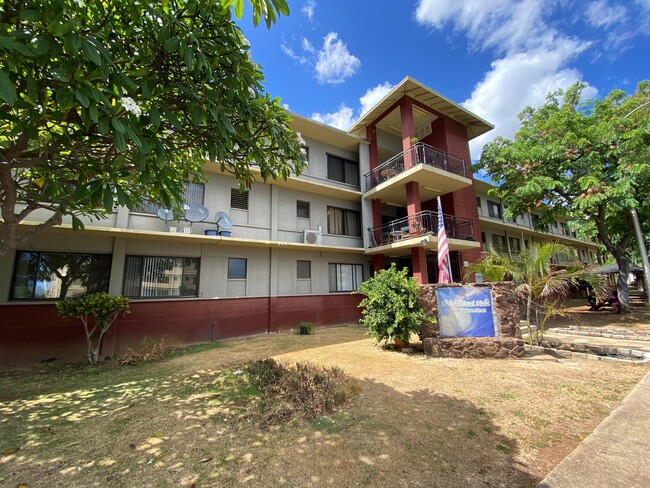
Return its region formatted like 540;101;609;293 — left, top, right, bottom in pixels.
437;197;451;283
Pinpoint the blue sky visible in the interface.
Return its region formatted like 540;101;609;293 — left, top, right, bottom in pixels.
237;0;650;159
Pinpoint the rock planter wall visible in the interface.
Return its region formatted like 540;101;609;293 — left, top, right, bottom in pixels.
419;282;526;359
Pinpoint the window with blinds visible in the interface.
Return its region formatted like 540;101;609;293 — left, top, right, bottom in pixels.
227;258;247;279
327;206;361;237
296;200;310;219
230;189;249;210
136;182;204;214
123;256;199;297
328;263;363;292
297;260;311;279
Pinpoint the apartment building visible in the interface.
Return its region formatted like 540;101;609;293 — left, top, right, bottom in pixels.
0;76;599;365
475;180;601;266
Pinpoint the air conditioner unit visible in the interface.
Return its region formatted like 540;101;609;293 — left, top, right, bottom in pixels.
303;229;322;245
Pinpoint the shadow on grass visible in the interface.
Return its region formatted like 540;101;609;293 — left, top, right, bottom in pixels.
0;363;539;487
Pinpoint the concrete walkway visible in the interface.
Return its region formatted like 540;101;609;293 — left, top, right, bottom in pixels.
538;365;650;487
542;330;650;353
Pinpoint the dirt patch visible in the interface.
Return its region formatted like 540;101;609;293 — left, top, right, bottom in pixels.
0;326;647;487
546;299;650;331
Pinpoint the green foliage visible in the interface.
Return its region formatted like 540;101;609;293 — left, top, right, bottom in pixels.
475;81;650;311
0;0;306;253
298;322;314;335
463;251;507;282
355;264;429;344
471;242;604;344
245;359;359;425
222;0;290;28
56;292;130;364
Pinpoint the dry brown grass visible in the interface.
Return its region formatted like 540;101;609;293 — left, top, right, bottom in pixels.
0;326;647;487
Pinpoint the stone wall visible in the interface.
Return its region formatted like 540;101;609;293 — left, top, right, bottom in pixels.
419;282;526;359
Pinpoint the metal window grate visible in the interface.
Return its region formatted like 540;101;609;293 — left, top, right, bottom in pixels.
230;189;249;210
297;200;310;219
297;260;311;279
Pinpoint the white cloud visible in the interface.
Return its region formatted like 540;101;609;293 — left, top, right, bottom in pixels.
415;0;547;54
415;0;602;159
302;37;315;54
311;82;395;130
586;1;627;29
359;82;394;115
311;104;356;130
280;44;307;65
302;0;317;23
314;32;361;84
463;41;597;159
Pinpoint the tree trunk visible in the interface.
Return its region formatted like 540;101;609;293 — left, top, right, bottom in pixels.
612;251;632;313
526;294;533;345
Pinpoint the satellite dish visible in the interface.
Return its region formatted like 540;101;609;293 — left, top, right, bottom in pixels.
156;208;174;222
184;204;209;223
215;211;233;230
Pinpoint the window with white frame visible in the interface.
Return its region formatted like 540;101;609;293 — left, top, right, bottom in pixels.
123;256;199;298
328;263;363;292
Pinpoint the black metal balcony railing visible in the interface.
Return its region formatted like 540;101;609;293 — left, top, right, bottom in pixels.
367;210;475;248
363;142;467;191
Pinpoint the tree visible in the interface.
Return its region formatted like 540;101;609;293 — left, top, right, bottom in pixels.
56;292;130;364
354;264;430;345
467;242;603;344
477;81;650;312
0;0;305;255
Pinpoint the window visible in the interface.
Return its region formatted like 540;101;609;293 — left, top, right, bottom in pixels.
329;264;363;292
137;182;204;214
327;206;361;237
508;237;521;254
491;234;507;252
476;197;481;208
123;256;199;297
297;200;310;219
327;154;359;186
11;251;111;300
487;200;502;219
531;214;540;228
230;189;249;210
297;260;311;279
227;258;247;280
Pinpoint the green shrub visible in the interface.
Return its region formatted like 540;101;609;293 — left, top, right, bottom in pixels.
298;322;314;335
354;263;429;344
56;292;130;365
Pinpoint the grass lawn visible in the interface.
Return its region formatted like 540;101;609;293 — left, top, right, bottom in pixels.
1;326;647;487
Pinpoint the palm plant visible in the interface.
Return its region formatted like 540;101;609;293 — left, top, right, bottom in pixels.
465;242;604;344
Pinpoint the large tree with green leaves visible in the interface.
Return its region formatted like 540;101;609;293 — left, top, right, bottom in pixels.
477;81;650;312
0;0;304;255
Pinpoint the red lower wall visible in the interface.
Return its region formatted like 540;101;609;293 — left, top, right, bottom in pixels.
0;294;363;367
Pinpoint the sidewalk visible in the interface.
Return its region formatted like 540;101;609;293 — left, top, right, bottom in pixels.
542;330;650;354
538;367;650;487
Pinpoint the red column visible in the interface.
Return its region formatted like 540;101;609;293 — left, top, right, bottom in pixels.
367;125;379;172
411;247;428;284
400;98;415;169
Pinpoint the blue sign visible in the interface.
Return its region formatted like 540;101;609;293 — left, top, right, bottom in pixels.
437;286;498;337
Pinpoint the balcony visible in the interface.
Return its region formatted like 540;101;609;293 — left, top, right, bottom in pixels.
367;210;476;251
362;143;473;204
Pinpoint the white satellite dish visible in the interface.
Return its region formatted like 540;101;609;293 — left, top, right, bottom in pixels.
184;204;209;223
215;211;233;231
156;208;174;222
